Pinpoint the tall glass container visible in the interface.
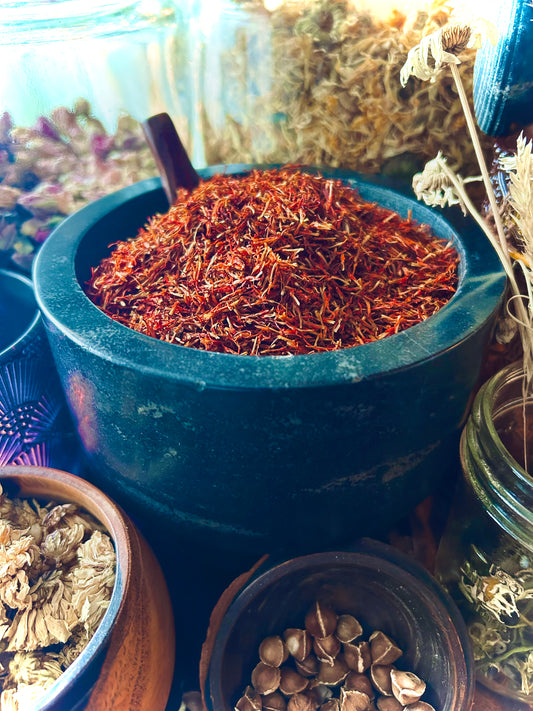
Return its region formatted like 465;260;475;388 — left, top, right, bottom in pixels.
0;0;191;270
435;361;533;703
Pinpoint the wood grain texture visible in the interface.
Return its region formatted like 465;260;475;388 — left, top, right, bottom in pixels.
85;520;175;711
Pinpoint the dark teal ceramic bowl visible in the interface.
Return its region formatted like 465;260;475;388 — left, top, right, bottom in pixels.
32;166;506;554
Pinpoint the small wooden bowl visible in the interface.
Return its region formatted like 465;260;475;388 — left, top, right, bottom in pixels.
0;465;175;711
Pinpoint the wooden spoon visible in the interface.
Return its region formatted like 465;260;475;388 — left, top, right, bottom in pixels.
142;112;200;206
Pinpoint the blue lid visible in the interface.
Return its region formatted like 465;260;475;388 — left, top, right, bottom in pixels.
474;0;533;136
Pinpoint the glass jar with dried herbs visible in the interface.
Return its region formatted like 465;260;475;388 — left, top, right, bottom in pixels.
435;362;533;703
0;0;190;271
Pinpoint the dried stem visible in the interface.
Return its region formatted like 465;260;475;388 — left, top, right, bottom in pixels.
448;63;510;264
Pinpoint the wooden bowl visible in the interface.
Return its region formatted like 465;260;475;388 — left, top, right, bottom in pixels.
0;465;175;711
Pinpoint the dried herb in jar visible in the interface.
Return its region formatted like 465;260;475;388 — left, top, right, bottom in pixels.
0;485;116;711
86;167;458;356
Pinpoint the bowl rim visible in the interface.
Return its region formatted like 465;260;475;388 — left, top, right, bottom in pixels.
32;165;506;390
207;538;476;711
0;465;129;710
0;268;41;360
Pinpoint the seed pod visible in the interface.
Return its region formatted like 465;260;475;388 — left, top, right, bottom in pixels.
279;667;309;695
390;669;426;706
284;628;312;662
369;664;394;696
287;693;317;711
313;635;341;666
344;671;373;698
376;698;403;711
307;679;333;704
368;632;402;666
335;615;363;644
260;636;289;667
252;661;281;695
406;703;436;711
295;654;320;677
317;658;349;686
305;602;338;639
343;642;371;673
262;691;287;711
320;701;340;711
339;688;370;711
235;685;262;711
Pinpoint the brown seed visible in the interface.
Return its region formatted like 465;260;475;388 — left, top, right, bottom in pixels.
287;693;317;711
335;615;363;644
343;642;371;673
344;671;373;698
260;636;289;667
320;701;340;711
390;669;426;706
306;679;333;705
305;601;338;638
406;703;436;711
279;667;309;695
317;658;349;686
284;628;313;662
368;632;402;666
339;688;370;711
313;635;341;666
263;691;287;711
235;685;262;711
376;698;403;711
252;661;281;695
369;664;394;696
295;654;320;677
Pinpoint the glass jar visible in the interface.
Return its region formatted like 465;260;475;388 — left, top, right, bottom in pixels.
0;0;191;271
435;361;533;703
193;0;493;175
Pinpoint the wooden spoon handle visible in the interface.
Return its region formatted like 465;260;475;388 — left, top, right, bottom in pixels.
142;112;200;206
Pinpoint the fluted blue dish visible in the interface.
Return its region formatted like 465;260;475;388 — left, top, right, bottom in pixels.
32;167;506;555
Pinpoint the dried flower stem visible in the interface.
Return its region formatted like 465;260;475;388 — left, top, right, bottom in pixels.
448;64;510;262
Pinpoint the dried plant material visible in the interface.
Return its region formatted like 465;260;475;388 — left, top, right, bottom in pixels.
0;484;116;711
200;0;491;181
237;601;436;709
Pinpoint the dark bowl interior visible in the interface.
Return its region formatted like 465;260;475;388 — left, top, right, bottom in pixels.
207;540;475;711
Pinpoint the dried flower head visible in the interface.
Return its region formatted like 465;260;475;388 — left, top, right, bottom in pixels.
412;153;473;214
0;488;115;707
400;21;493;86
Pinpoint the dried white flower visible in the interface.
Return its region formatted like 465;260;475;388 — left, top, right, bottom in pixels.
400;21;495;86
412;152;479;214
0;490;115;707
